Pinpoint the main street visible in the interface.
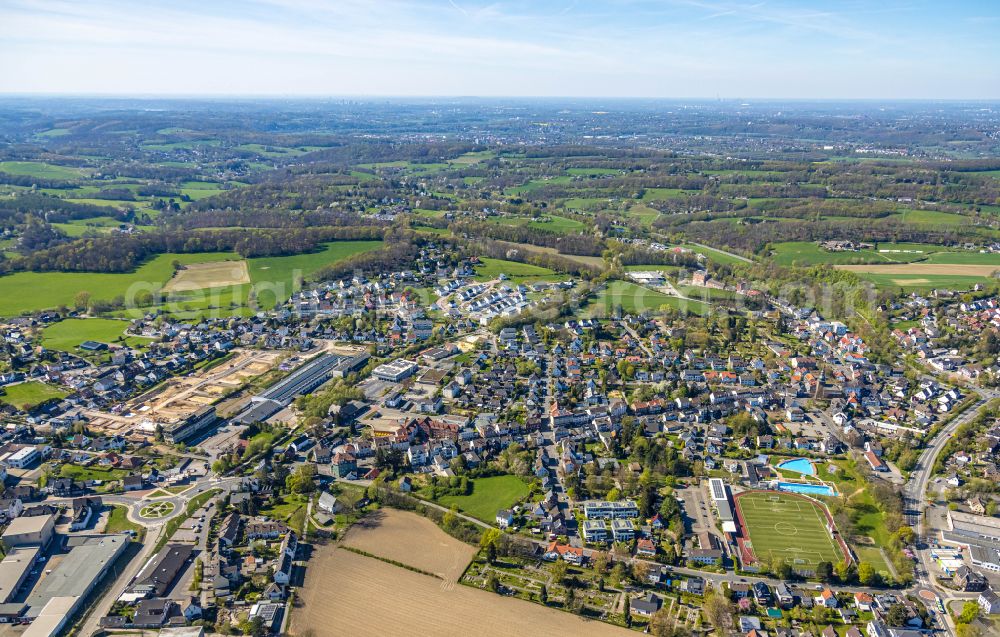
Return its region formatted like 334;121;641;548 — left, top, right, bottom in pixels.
900;384;999;636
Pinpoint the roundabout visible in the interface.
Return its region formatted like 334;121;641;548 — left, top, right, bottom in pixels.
139;501;176;519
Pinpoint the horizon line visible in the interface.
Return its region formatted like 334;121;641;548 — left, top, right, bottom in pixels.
1;93;999;103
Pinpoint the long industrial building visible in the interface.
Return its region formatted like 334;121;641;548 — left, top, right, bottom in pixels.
20;534;130;637
165;405;219;444
943;510;1000;572
231;353;344;425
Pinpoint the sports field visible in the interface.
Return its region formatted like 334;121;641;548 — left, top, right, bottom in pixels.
735;491;846;570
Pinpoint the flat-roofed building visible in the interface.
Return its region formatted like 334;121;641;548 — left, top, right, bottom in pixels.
7;447;40;469
0;546;41;603
24;535;129;620
372;359;418;382
948;510;1000;544
1;514;54;548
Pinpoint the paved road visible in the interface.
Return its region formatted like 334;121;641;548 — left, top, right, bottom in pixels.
900;384;998;637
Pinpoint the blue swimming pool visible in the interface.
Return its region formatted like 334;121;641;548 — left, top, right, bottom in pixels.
777;482;835;497
777;457;816;475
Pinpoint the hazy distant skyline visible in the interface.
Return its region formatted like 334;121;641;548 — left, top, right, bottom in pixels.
1;0;998;99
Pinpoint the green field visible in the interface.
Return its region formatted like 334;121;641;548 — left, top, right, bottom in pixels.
771;241;945;266
59;464;130;482
0;381;68;411
852;272;993;292
736;491;846;571
41;318;141;351
0;161;84;180
473;258;557;282
528;215;586;233
435;475;530;523
104;505;145;538
0;252;235;316
583;280;709;316
0;241;383;317
247;240;384;308
678;243;748;265
853;545;892;579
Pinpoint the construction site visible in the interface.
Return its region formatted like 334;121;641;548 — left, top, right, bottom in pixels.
82;349;284;438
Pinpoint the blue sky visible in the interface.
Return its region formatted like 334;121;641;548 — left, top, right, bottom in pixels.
0;0;997;98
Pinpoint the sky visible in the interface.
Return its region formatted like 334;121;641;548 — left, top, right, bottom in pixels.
0;0;998;99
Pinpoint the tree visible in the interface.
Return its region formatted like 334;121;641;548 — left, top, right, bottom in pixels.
816;560;834;582
857;561;877;586
886;603;909;626
702;592;732;631
623;595;632;627
539;584;548;605
248;616;266;637
285;464;316;494
956;601;979;625
551;558;569;584
73;290;91;311
485;573;500;593
592;550;610;574
771;557;792;580
610;561;627;586
956;623;984;637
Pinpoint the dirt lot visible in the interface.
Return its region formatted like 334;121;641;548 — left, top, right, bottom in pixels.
341;509;475;581
163;260;250;292
835;263;1000;276
84;349;282;435
291;546;631;637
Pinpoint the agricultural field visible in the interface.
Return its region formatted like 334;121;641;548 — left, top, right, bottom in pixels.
246;240;384;308
835;263;1000;277
0;160;84;180
584;280;709;317
341;509;475;580
40;318;142;351
770;241;960;266
434;475;530;523
292;512;629;637
473;258;557;282
163;260;251;292
848;272;994;292
0;241;383;317
735;491;847;571
0;381;68;410
0;252;236;316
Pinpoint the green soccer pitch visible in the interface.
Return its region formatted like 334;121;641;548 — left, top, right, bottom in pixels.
734;490;848;569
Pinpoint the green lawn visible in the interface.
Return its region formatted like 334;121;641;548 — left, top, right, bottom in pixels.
736;491;846;571
770;241;945;266
527;215;586;233
59;464;130;482
0;161;84;180
677;243;748;265
436;475;530;523
583;280;709;316
0;381;68;411
473;258;556;281
922;251;1000;265
0;242;383;317
247;240;384;308
104;505;145;538
853;273;993;292
0;252;235;316
854;545;892;579
260;494;309;521
41;318;139;351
